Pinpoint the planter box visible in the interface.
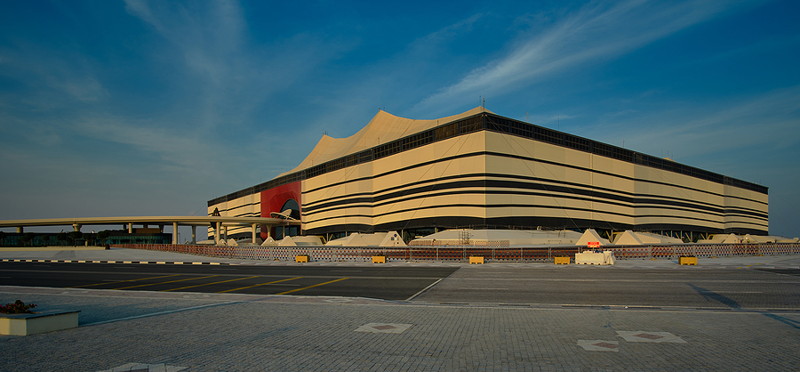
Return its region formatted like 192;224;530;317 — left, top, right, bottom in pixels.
0;310;80;336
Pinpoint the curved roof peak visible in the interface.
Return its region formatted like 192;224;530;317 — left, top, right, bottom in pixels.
281;106;491;176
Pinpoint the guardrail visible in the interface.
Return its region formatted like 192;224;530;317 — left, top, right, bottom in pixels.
112;243;800;263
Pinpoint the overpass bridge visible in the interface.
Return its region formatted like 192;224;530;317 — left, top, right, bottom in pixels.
0;216;300;245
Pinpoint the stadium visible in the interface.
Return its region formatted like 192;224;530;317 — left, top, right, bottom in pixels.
208;107;768;242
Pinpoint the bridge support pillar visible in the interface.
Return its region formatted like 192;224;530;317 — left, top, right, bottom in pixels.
251;223;258;245
172;222;178;245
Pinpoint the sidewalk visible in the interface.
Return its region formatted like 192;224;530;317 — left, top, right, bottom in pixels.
1;285;798;371
2;246;799;268
1;248;799;371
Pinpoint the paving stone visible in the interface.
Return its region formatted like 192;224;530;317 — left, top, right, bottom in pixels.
616;330;687;343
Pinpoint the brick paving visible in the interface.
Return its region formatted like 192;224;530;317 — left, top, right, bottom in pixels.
1;249;799;371
1;287;799;371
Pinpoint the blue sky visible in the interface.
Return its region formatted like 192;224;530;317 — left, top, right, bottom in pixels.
0;0;798;237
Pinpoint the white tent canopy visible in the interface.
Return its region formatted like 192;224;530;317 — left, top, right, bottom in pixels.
575;229;610;246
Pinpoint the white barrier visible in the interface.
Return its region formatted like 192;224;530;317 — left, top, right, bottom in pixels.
575;250;616;265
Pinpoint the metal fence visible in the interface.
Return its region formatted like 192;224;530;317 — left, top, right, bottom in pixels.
112;243;800;263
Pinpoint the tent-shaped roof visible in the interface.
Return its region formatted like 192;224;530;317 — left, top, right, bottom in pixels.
575;229;610;246
613;231;682;245
281;107;492;176
697;233;742;244
278;236;323;246
410;229;582;246
613;231;643;245
325;231;406;247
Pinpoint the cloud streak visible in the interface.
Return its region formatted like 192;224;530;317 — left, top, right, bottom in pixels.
415;0;748;112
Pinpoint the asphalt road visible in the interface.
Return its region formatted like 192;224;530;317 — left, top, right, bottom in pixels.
0;262;458;301
414;266;800;310
2;262;798;309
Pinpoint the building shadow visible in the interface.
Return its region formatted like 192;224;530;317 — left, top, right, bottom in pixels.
688;283;799;330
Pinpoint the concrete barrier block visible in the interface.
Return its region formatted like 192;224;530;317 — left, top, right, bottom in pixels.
295;255;309;263
575;250;615;265
372;255;386;264
469;256;484;264
679;256;698;265
554;256;570;265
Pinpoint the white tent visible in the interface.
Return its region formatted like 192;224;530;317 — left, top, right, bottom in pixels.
743;234;777;244
325;232;406;247
613;231;682;245
409;229;582;246
277;236;324;246
697;233;742;244
377;231;406;247
290;236;324;246
613;231;643;245
575;229;611;246
261;236;278;246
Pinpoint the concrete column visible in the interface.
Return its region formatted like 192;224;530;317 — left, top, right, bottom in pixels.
172;222;178;245
72;224;81;232
214;222;221;245
16;226;23;233
127;223;133;234
251;223;258;244
191;226;197;243
223;226;228;242
266;225;271;239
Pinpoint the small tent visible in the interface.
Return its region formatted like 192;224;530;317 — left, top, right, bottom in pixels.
613;231;643;245
575;229;611;246
697;233;741;244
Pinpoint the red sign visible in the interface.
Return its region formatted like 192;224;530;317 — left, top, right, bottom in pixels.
587;241;601;248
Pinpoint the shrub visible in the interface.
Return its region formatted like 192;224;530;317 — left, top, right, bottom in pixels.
0;300;37;314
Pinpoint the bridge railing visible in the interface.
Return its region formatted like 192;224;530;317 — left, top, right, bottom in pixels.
111;243;800;263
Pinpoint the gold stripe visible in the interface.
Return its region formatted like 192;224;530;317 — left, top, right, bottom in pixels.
114;275;219;290
276;277;349;295
161;276;260;292
71;274;180;288
218;276;302;293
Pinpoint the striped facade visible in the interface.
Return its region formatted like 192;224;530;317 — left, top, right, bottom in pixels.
209;108;768;239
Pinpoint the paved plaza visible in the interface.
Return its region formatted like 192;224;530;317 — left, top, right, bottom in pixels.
1;248;799;371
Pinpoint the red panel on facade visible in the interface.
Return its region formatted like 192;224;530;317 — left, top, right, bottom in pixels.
260;181;301;239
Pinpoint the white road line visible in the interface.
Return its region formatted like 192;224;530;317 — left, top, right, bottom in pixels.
406;278;443;301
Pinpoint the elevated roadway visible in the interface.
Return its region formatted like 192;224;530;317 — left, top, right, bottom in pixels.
0;216;300;244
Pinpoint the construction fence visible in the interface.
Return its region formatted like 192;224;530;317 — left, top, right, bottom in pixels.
112;243;800;263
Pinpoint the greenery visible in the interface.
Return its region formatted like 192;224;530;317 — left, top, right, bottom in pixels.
0;300;37;314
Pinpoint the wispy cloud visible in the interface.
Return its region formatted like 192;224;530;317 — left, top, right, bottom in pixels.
584;85;800;160
414;0;750;113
